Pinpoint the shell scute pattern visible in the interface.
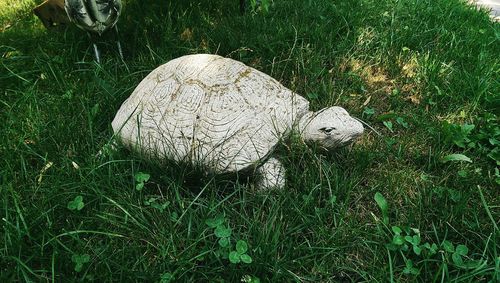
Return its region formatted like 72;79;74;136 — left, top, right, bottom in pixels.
112;54;310;173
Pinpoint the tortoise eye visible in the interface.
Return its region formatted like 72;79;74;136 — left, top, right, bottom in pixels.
319;127;335;134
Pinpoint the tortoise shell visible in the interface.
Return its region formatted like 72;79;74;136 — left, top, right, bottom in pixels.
112;54;309;173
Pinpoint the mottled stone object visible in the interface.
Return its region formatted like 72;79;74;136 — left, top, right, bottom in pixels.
112;54;364;190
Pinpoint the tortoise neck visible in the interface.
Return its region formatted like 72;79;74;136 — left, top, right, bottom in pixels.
297;111;315;135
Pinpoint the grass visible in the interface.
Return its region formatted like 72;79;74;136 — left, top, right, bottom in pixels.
1;0;499;281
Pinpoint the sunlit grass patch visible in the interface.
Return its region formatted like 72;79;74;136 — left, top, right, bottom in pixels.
0;0;37;28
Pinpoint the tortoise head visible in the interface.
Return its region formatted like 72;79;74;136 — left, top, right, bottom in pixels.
299;106;364;149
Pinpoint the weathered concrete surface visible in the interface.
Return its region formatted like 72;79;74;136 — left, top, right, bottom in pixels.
111;54;364;190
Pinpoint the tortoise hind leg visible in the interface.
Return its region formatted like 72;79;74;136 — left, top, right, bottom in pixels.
255;157;286;190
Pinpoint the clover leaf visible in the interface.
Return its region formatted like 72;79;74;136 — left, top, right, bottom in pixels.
67;195;84;211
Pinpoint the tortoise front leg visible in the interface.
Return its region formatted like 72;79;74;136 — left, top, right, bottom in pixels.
255;157;286;190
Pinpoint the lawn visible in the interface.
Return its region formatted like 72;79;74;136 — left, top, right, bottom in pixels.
1;0;499;281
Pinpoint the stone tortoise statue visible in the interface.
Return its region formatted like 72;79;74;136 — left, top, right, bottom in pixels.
111;54;364;190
